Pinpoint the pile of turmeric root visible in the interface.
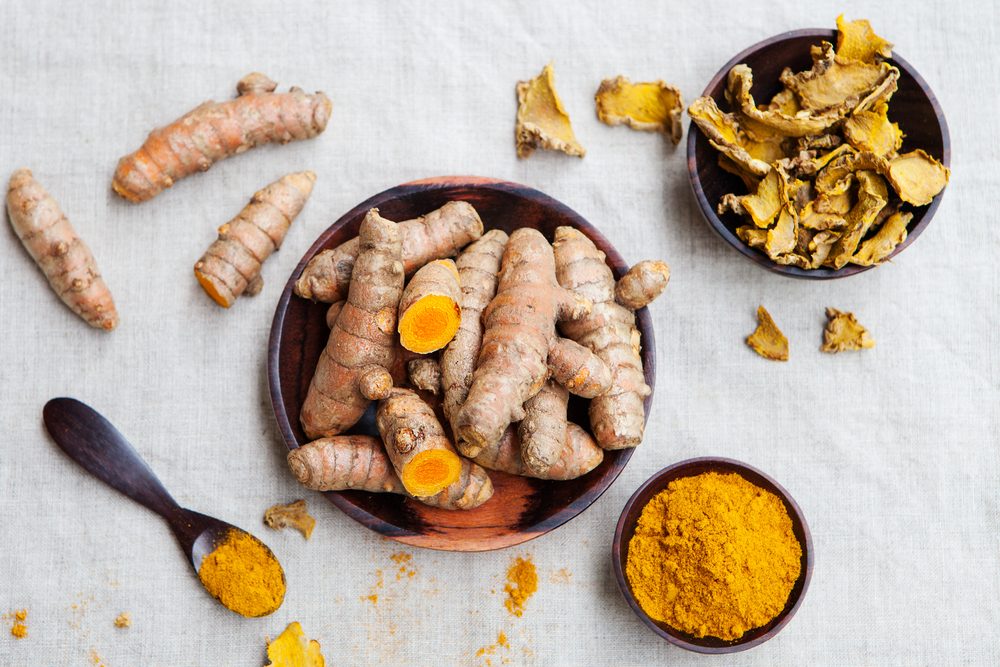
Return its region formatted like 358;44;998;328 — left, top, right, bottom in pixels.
287;201;669;510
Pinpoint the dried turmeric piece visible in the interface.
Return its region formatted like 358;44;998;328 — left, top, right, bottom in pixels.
780;42;895;112
688;96;772;177
821;308;875;353
852;210;912;266
264;499;316;540
746;306;789;361
398;260;462;353
594;76;683;143
113;73;331;203
515;63;585;158
266;622;325;667
503;557;538;617
886;150;950;206
836;14;893;63
113;612;131;629
719;168;786;228
828;170;889;269
843;102;902;156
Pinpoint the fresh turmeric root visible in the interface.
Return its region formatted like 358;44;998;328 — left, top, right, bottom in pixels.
113;73;331;202
474;423;603;480
376;388;463;497
455;228;610;457
398;259;461;353
519;380;572;476
441;229;508;442
288;435;493;510
614;260;670;311
407;357;442;395
300;209;403;438
194;171;315;307
6;169;118;330
295;201;483;303
553;227;667;449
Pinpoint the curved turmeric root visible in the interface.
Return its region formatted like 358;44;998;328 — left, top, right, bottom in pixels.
474;423;603;480
288;435;492;510
295;201;483;303
398;259;462;353
519;380;570;476
6;169;118;330
113;73;331;203
195;171;315;307
300;209;403;438
614;260;670;311
376;388;462;497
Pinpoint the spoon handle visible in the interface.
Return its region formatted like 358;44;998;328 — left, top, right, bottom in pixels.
43;397;181;519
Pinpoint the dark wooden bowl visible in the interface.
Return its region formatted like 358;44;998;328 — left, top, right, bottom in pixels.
268;176;655;552
612;457;813;653
687;28;951;279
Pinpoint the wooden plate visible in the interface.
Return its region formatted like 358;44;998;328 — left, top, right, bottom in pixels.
687;29;951;279
268;177;655;551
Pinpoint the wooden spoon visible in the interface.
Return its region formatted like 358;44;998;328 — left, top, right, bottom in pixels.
42;397;285;616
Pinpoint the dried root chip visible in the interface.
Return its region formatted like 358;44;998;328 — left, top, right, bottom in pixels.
886;150;950;206
780;42;895;112
836;14;893;64
595;76;684;143
828;170;889;268
765;205;798;259
852;209;912;266
719;168;785;228
746;306;789;361
266;622;325;667
821;308;875;353
728;64;844;138
689;96;772;177
515;63;585;158
815;150;889;195
263;499;316;540
843;102;902;156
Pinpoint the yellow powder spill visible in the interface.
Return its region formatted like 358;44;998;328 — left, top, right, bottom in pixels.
9;608;27;639
475;631;511;665
113;612;131;629
89;649;106;666
390;552;417;581
503;557;538;617
363;568;384;605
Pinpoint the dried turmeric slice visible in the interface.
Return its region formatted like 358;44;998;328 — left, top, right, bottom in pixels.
836;15;893;64
843;102;902;156
515;63;585;158
746;306;789;361
780;42;895;112
263;500;316;540
852;210;912;266
828;170;889;269
886;150;950;206
595;76;683;144
719;168;785;228
821;308;874;353
688;97;772;178
266;622;325;667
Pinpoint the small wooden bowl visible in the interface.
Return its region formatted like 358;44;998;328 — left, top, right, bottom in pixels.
268;176;655;552
687;28;951;279
612;457;813;653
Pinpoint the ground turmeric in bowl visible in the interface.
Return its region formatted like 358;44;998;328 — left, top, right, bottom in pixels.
625;472;802;641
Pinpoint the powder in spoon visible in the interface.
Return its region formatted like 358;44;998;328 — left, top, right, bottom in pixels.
198;529;285;617
625;472;802;641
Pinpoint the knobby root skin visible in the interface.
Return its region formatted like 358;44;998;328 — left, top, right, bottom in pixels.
553;226;654;450
398;259;462;353
615;260;670;311
441;229;508;449
287;435;492;510
455;228;596;457
112;73;331;203
6;168;119;330
474;423;603;480
324;301;345;328
194;171;315;307
376;387;463;497
295;201;484;302
300;209;403;438
407;357;442;395
547;337;612;398
519;380;570;476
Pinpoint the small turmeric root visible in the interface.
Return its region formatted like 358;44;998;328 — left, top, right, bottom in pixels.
377;388;463;497
407;357;442;395
614;260;670;311
288;435;492;510
595;76;684;144
295;201;483;303
398;260;462;353
456;228;604;457
6;169;119;330
113;73;331;202
553;227;666;450
441;229;508;444
474;424;603;481
300;209;403;438
195;171;315;307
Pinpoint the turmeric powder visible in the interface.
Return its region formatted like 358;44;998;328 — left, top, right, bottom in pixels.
625;472;801;641
503;556;538;618
9;609;27;639
197;529;285;617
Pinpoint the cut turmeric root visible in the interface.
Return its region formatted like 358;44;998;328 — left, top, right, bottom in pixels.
376;388;462;497
398;260;462;353
113;73;331;202
287;435;492;510
6;169;119;330
295;201;483;303
195;171;315;307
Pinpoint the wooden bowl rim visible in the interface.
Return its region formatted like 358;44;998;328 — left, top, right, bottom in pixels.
268;176;654;551
686;27;952;280
612;456;814;654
